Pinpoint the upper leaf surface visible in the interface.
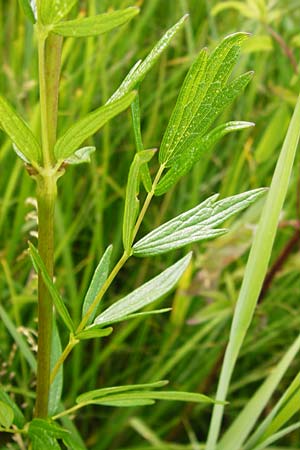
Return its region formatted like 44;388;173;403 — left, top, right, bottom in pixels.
158;32;250;167
133;188;266;257
19;0;36;22
94;253;192;326
40;0;77;24
54;91;136;161
0;401;14;428
0;95;42;165
52;7;139;37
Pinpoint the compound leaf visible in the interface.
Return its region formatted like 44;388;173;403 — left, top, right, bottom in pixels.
133;188;266;257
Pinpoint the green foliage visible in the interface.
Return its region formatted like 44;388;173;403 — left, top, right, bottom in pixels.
93;253;192;327
156;32;253;195
54;91;136;161
39;0;77;24
0;95;42;165
52;7;139;37
0;400;14;428
122;149;155;252
29;242;74;332
133;188;266;256
81;244;113;324
28;419;70;449
18;0;36;23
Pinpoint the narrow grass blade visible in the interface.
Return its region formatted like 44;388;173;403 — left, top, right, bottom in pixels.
251;422;300;450
29;243;75;333
52;7;139;37
0;95;42;164
206;94;300;450
0;304;36;371
108;15;188;103
217;333;300;450
133;189;266;256
94;253;192;325
54;91;136;161
123;149;155;252
77;380;169;404
82;245;113;325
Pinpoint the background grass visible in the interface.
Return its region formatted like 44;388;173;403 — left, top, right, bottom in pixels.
0;0;300;448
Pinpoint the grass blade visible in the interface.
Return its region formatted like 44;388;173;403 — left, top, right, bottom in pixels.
206;94;300;450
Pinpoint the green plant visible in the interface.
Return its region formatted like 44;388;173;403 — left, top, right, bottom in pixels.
0;1;279;448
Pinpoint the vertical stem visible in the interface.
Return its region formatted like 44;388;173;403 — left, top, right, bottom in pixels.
35;29;62;418
35;175;57;418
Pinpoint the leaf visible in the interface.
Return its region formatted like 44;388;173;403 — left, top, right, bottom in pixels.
123;150;156;252
133;189;266;257
108;14;188;103
66;146;96;165
0;400;14;428
48;319;63;416
81;245;113;325
94;253;192;326
54;91;136;161
212;1;260;20
85;390;216;408
40;0;77;24
90;308;172;327
52;7;139;37
0;95;42;165
131;94;152;192
18;0;36;23
76;326;113;341
0;389;25;428
77;380;169;404
95;398;155;407
28;419;70;450
29;242;75;332
156;121;254;195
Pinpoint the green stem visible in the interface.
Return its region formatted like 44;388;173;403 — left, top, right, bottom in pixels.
35;174;57;418
35;28;62;418
49;164;165;384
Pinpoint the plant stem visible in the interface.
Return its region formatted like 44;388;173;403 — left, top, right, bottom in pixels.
35;29;62;418
49;164;165;384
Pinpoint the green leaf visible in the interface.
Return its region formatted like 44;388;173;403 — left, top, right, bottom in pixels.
85;390;216;408
49;319;63;416
94;253;192;326
212;1;260;20
131;94;152;192
52;7;139;37
54;91;136;161
133;189;266;257
81;245;113;325
156;121;254;195
40;0;77;24
29;242;75;332
76;326;113;341
28;419;70;450
0;389;25;428
0;95;42;165
66;146;96;165
108;14;188;103
0;400;14;428
123;150;156;252
91;308;172;327
77;380;169;404
18;0;36;23
94;398;155;407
